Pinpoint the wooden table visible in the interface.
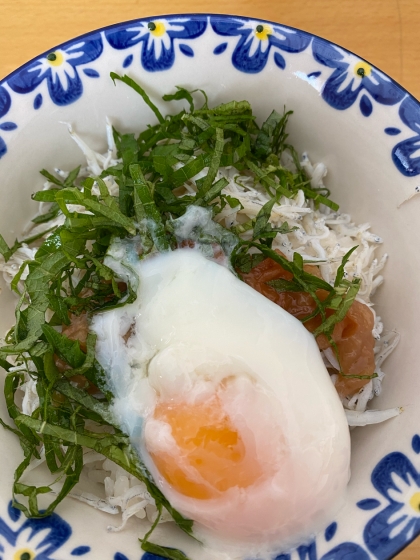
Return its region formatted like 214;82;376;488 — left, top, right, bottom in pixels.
0;0;419;558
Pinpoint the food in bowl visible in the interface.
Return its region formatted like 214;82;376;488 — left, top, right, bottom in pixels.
0;75;400;559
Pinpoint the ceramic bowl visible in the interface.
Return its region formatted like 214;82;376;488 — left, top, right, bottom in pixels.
1;13;420;560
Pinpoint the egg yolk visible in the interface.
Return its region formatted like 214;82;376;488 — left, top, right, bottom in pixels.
149;394;264;499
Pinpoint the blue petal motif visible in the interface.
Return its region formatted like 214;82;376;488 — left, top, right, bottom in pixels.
0;502;73;557
0;85;13;159
143;43;175;72
71;545;91;555
324;521;337;541
320;542;370;560
214;42;228;54
253;525;372;559
67;36;103;66
19;515;72;557
34;92;43;109
0;85;11;118
360;94;373;117
7;34;103;106
50;72;83;105
413;434;420;454
372;452;420;498
211;17;310;74
297;542;317;560
105;17;207;72
363;451;420;558
312;38;405;112
274;52;286;69
123;54;134;68
0;501;94;559
0;122;17;131
357;498;381;510
384;127;401;135
232;39;272;74
393;136;420;177
0;504;15;542
392;95;420;177
0;138;7;158
179;44;194;57
364;502;420;559
83;68;100;77
8;502;20;523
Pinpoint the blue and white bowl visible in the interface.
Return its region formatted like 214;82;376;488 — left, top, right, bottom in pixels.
1;14;420;560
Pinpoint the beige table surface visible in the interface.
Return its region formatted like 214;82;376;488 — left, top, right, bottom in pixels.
1;0;420;558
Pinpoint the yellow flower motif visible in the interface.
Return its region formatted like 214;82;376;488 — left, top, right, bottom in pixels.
354;61;372;78
13;549;35;560
46;50;64;66
255;24;272;41
409;491;420;512
148;21;166;37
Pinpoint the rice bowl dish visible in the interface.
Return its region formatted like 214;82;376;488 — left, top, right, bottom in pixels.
0;14;419;560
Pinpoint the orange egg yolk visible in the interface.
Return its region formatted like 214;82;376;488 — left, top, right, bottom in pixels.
149;395;264;499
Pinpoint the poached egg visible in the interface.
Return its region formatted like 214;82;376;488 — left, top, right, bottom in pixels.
91;245;350;558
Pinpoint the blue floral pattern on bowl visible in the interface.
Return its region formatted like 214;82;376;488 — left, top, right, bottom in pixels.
118;553;183;560
77;434;420;559
358;440;420;559
105;17;207;72
4;441;417;560
271;541;370;560
0;14;417;180
7;34;103;108
0;501;90;559
392;94;420;177
0;85;16;159
311;37;405;117
211;16;311;73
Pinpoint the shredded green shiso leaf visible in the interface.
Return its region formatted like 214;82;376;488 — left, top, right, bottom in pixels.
0;74;364;558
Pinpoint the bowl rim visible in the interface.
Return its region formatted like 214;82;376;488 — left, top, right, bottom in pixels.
0;12;418;105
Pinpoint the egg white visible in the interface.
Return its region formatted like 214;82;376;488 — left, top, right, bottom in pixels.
91;247;351;558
